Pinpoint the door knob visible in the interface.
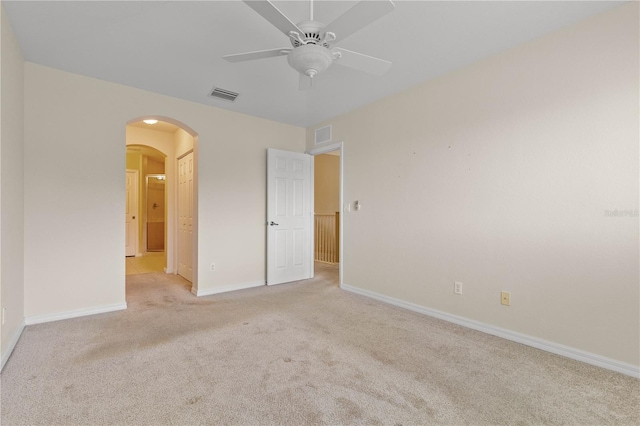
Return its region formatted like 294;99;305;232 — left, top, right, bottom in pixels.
269;221;279;226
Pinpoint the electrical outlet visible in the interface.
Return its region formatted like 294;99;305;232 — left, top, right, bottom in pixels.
501;291;511;306
454;281;463;295
210;263;216;272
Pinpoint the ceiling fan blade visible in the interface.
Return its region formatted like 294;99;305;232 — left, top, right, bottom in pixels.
299;74;313;91
323;0;395;43
332;48;391;76
223;48;290;63
243;0;303;37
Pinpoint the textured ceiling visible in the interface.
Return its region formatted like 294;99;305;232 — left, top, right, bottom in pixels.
3;0;625;127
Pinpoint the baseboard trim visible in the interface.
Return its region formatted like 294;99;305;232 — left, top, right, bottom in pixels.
194;281;265;297
341;283;640;379
24;302;127;325
1;320;26;372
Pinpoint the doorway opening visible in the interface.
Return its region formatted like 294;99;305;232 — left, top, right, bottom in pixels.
308;142;344;287
125;145;166;274
125;117;199;294
146;174;166;252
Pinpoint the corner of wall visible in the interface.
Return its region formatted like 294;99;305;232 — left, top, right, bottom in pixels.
0;320;25;372
0;2;26;371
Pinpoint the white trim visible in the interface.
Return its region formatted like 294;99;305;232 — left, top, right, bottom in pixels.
24;302;127;325
194;281;265;297
338;145;343;286
307;141;344;286
342;283;640;379
309;153;315;278
1;320;25;372
126;168;140;257
177;148;194;161
307;141;342;156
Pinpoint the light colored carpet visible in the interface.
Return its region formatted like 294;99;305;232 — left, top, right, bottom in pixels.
1;263;638;425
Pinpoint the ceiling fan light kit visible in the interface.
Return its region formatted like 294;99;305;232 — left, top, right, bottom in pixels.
287;44;333;78
224;0;395;89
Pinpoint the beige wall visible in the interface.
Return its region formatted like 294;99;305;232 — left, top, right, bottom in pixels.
174;128;194;159
127;127;176;153
307;4;639;367
24;63;305;319
314;154;340;215
146;157;164;175
0;4;25;368
125;151;141;171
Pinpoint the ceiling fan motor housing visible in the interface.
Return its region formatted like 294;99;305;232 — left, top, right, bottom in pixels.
287;44;333;78
292;20;329;47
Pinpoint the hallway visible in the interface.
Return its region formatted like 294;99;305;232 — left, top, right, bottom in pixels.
313;261;339;287
125;252;166;275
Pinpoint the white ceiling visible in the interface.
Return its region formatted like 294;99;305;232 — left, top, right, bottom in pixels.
128;120;180;134
4;0;624;128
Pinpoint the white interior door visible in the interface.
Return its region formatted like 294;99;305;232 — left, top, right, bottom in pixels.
267;149;313;285
125;170;138;257
177;152;194;282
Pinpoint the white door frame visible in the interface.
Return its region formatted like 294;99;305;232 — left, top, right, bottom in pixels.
307;141;344;287
125;169;140;257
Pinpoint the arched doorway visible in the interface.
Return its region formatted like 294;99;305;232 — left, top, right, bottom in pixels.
125;117;199;293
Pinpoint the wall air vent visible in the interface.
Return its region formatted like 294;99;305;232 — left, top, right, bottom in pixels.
314;125;332;145
208;87;239;102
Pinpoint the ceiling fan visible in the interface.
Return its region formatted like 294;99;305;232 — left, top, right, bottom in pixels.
223;0;395;89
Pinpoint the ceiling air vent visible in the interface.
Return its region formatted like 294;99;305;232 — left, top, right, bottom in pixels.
209;87;239;102
315;125;332;145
